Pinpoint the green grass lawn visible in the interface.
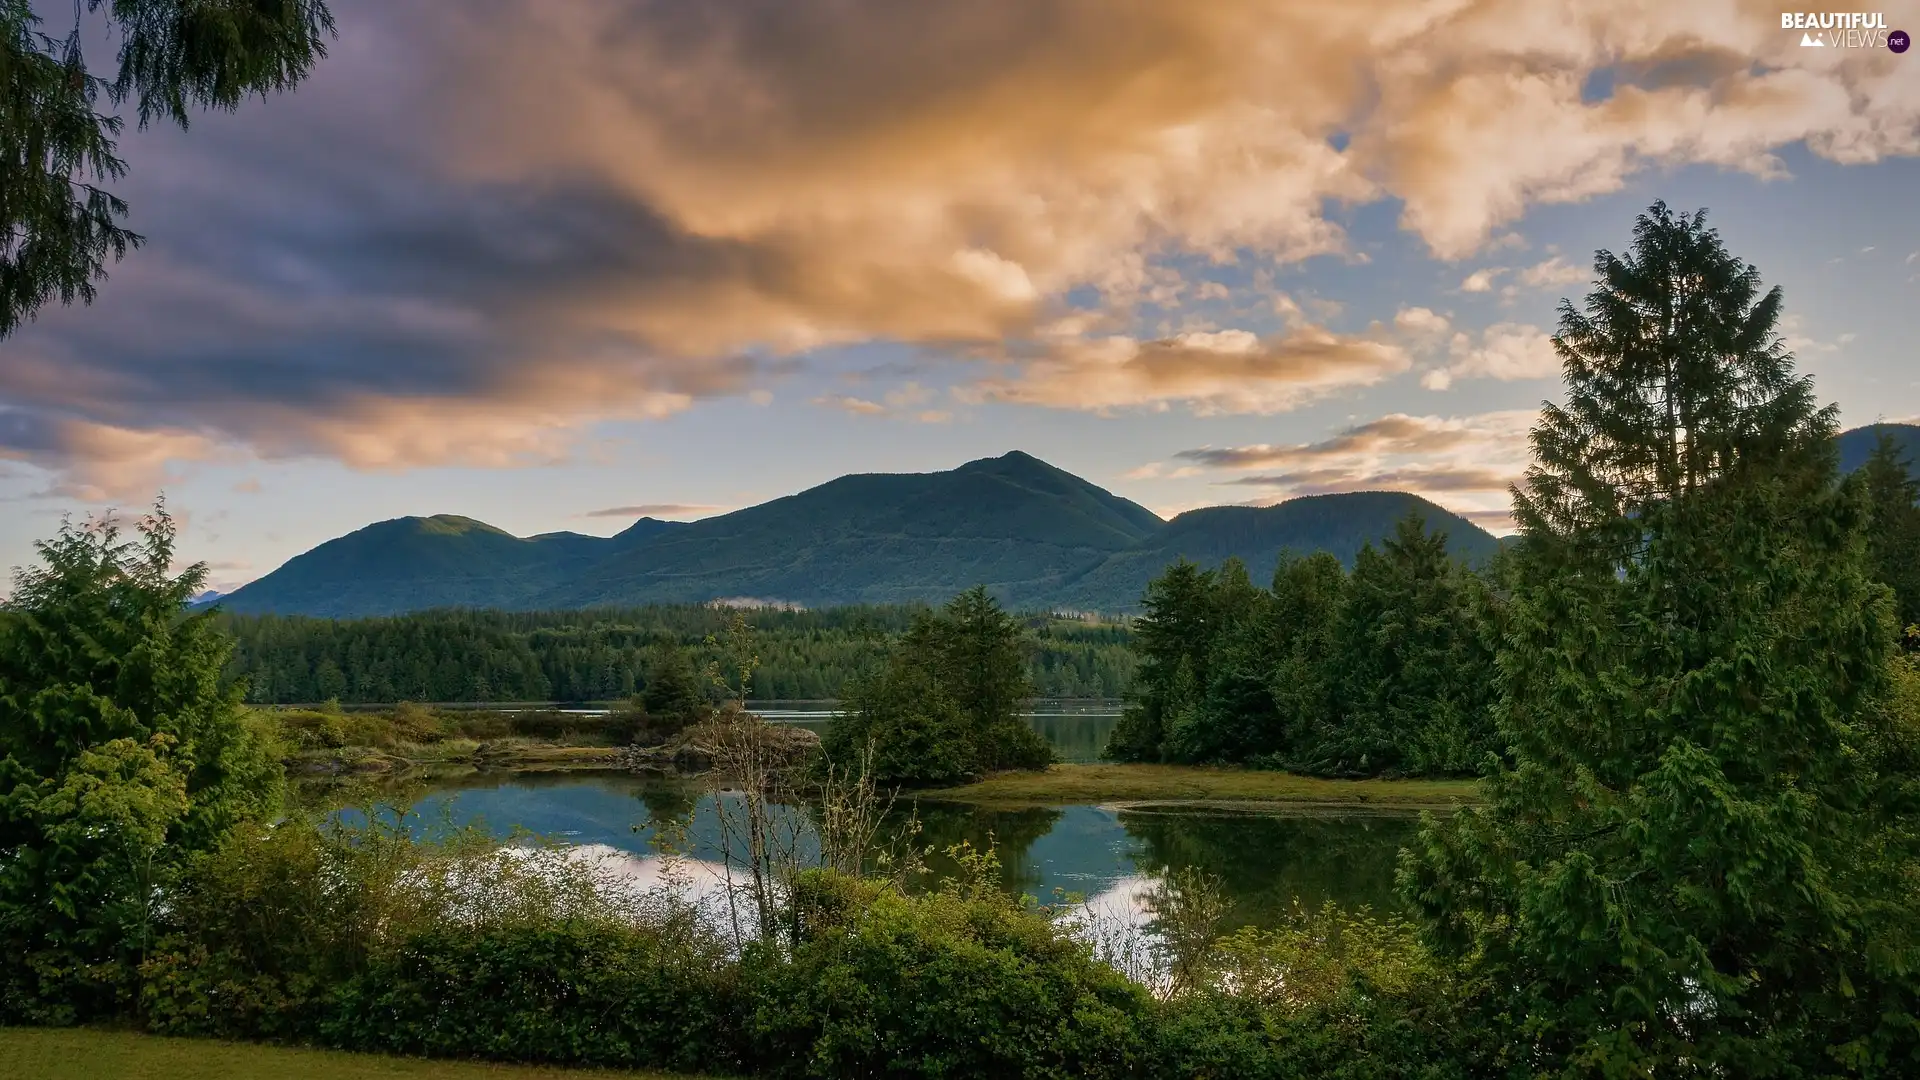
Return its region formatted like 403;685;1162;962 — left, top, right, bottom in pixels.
0;1027;708;1080
918;762;1479;810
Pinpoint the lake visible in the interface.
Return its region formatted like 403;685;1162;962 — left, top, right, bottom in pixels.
386;771;1420;930
752;699;1124;764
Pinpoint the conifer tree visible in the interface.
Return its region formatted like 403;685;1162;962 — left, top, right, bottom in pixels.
639;642;706;733
1320;513;1494;777
1169;558;1272;763
1263;551;1348;767
1401;203;1919;1074
1104;560;1217;763
911;586;1049;771
0;503;280;1019
1860;429;1920;634
2;0;336;337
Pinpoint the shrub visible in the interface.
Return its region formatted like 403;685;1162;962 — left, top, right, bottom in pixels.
743;869;1154;1079
327;921;740;1074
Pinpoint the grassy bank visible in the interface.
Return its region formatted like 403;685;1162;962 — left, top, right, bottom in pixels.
285;739;627;778
269;703;639;780
0;1027;707;1080
919;763;1480;810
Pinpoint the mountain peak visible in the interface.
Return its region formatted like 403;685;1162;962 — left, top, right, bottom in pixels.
955;449;1052;474
374;514;510;538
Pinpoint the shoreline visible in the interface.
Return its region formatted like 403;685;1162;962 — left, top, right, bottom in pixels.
916;763;1480;810
284;747;1482;813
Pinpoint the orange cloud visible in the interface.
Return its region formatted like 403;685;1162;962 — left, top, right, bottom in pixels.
6;0;1916;485
1169;409;1535;527
976;324;1411;414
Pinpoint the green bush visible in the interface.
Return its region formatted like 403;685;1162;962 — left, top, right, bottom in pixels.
1152;989;1478;1080
743;869;1154;1079
327;921;740;1074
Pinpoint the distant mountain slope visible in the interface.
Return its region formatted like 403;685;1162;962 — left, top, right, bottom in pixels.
213;455;1510;618
217;515;687;618
1838;423;1920;476
535;451;1165;609
1032;491;1501;613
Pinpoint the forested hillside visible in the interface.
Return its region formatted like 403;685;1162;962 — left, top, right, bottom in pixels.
219;605;1136;703
211;453;1505;617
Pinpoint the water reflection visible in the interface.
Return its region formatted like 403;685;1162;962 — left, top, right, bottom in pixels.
365;773;1415;927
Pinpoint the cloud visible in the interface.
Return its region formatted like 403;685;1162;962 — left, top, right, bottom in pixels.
1176;411;1533;469
1223;464;1518;494
1167;409;1534;525
1422;323;1559;389
976;324;1411;415
1515;255;1589;290
1778;312;1842;355
1393;306;1452;337
582;503;722;519
8;0;1919;486
1460;269;1501;292
812;395;889;416
810;381;953;420
1459;255;1589;303
1459;507;1519;532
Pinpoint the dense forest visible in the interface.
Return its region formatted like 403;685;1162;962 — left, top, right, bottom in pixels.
1106;513;1500;778
1104;428;1920;780
217;604;1136;703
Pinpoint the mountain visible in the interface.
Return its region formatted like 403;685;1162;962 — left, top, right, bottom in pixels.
1031;491;1502;612
214;453;1512;617
535;451;1165;609
217;515;687;618
1838;423;1920;475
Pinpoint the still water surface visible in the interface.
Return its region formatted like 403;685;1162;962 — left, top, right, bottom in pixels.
394;772;1419;927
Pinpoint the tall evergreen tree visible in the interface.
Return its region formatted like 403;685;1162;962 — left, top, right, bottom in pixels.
1104;560;1218;763
1860;429;1920;634
1402;203;1919;1075
3;0;336;337
639;642;706;733
1168;558;1272;763
825;586;1049;784
0;504;281;1020
912;586;1049;772
1318;513;1495;777
1263;551;1348;767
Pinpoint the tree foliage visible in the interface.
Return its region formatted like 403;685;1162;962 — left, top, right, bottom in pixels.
1861;429;1920;635
825;586;1053;786
2;0;336;337
218;604;1137;703
1401;202;1920;1075
0;504;281;1021
1105;519;1499;778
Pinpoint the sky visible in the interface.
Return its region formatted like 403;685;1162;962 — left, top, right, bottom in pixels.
3;0;1918;593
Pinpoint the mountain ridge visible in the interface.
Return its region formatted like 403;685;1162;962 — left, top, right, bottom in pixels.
216;428;1918;618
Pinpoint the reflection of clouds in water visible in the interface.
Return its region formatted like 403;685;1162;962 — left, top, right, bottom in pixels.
551;843;785;946
1056;874;1172;990
1063;873;1156;928
507;841;1184;983
560;843;732;900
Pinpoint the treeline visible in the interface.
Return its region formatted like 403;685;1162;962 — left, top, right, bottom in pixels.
218;604;1136;703
1107;514;1500;777
1108;428;1920;780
